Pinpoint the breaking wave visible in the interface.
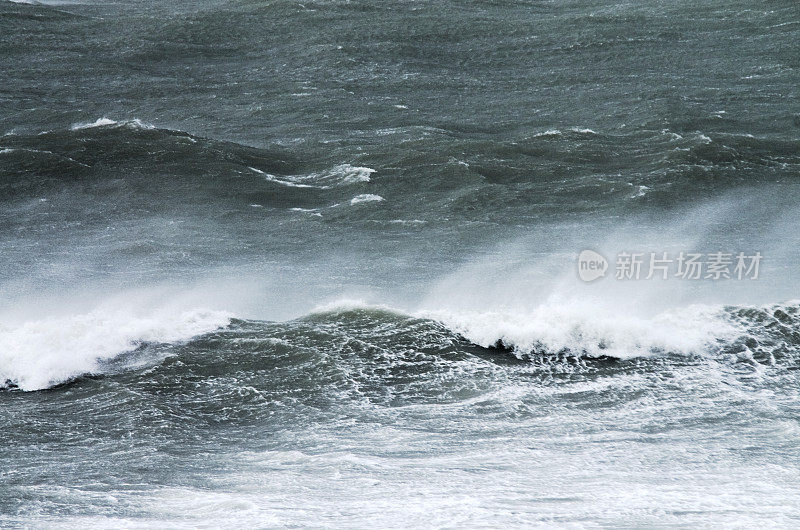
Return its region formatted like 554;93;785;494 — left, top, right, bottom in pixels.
427;301;800;363
0;308;230;391
3;299;798;392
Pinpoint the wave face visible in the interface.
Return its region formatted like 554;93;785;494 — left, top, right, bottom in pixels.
3;303;800;526
3;301;800;392
2;0;800;526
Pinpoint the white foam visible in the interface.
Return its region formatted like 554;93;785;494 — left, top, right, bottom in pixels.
69;118;154;131
0;308;230;391
533;129;563;138
628;184;650;199
388;219;426;225
350;194;384;205
304;164;375;187
70;117;118;130
422;301;740;359
290;207;323;217
306;296;741;361
312;298;376;313
309;298;398;316
250;164;375;189
331;164;375;184
532;127;596;137
249;167;316;188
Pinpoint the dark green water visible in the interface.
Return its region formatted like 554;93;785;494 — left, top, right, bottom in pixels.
1;0;799;526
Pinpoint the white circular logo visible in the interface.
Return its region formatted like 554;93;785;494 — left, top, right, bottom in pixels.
577;250;608;282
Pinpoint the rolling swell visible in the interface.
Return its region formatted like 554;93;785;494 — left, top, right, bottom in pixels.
0;119;390;285
3;118;799;228
0;120;305;209
4;301;799;394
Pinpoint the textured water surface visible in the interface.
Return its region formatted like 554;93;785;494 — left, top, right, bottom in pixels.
1;0;799;526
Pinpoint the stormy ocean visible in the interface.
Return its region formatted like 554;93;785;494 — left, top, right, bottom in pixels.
2;0;800;526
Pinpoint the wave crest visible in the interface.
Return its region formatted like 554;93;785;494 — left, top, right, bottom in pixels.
0;308;230;391
69;117;154;131
425;301;800;362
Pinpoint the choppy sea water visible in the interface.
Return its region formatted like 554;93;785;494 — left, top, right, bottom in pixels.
1;0;799;526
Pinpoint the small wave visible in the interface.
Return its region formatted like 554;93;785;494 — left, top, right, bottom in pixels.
530;127;596;139
249;167;316;188
290;207;323;217
350;194;384;205
0;308;230;391
70;117;117;130
388;219;426;225
249;164;375;189
69;117;154;131
316;164;375;186
295;164;376;188
627;184;650;199
532;129;563;138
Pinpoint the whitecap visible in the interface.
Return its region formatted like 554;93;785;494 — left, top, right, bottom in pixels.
250;164;375;189
388;219;425;225
350;194;384;205
421;303;740;361
70;117;118;130
0;308;230;391
308;164;375;187
533;129;563;138
69;118;155;131
249;167;316;188
628;184;650;199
